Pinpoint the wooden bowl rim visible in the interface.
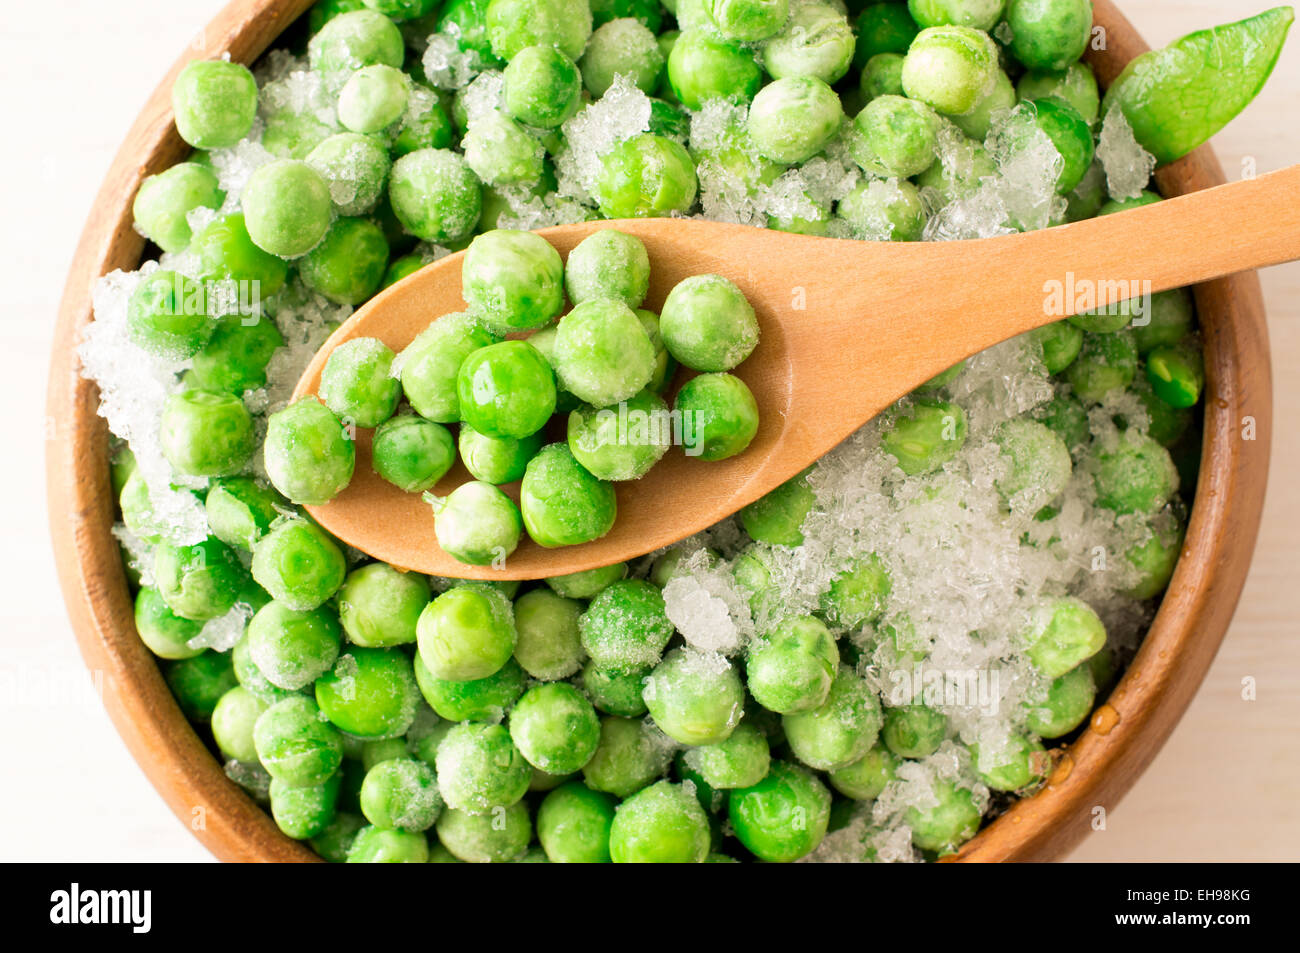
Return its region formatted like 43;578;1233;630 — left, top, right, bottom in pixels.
46;0;1272;863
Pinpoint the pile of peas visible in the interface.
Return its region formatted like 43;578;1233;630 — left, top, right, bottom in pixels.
108;0;1292;861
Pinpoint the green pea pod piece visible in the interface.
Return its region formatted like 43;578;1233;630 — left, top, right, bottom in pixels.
1102;7;1294;165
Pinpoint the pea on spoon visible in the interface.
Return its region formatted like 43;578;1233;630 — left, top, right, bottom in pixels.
294;165;1300;579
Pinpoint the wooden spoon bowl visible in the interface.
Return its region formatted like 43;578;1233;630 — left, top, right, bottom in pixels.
47;0;1273;861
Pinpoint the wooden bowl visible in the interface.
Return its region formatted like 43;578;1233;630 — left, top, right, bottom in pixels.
47;0;1272;862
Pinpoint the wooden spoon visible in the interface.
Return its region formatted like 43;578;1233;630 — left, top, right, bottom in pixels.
293;165;1300;579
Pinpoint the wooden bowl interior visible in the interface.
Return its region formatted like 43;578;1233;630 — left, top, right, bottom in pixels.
46;0;1272;862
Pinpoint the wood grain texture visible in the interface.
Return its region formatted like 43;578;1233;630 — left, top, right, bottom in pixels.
45;0;1273;862
296;170;1299;578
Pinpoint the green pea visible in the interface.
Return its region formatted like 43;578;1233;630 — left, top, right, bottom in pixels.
319;338;400;428
414;653;525;722
1032;319;1084;374
520;443;619;548
361;737;409;771
546;563;628;599
300;218;390;306
828;744;898;800
428;481;524;565
537;781;617;863
746;616;836;714
684;721;771;789
1092;430;1179;515
503;44;583;128
1132;288;1195;355
729;760;832;862
359;758;443;831
1009;97;1095;194
659;273;759;373
819;554;892;629
977;733;1049;792
564;230;651;310
1003;0;1092;71
747;75;843;163
854;3;921;71
783;665;882;771
762;2;856;85
452;425;536;486
1145;342;1204;409
576;579;672;675
462;229;564;332
1065;158;1107;222
172;59;257;149
994;417;1072;513
264;398;356;505
133;162;224;254
154;536;248;621
593;0;663;30
416;583;517;681
1018;60;1100;126
881;397;968;475
582;716;672;797
166;651;238;721
456;341;556;439
270;773;341;839
308;8;405;75
511;589;585;680
1098;190;1162;217
881;703;948;758
553;300;656;408
309;811;366;862
389;148;482;244
665;30;762;109
189;313;284;396
212;686;269;763
850;94;940;179
506;682;601;775
1129;375;1192;448
191;213;289;297
566;390;671;482
338;64;409;134
436;801;531;862
398;313;498;422
232;632;299;704
1125;512;1185;600
160;390;254;478
346;825;429;862
334;563;429;649
242;160;333;258
703;0;787;42
435;0;505;69
1065;330;1138;403
906;778;980;853
741;469;814;547
861;51;907;101
1025;662;1095;737
1023;596;1106;678
254;695;345;786
838;177;929;241
463;113;547;188
393;85;453;156
581;18;665;96
643;648;744;746
608;780;710;863
486;0;593;61
381;253;426;290
251;518;346;611
673;372;760;462
127;270;214;360
903;25;1000;116
435;721;532;812
305;132;392;216
247;600;342;691
316;647;421;739
371;415;455;493
1031;393;1088;455
134;586;204;660
594;134;699;218
581;662;649;717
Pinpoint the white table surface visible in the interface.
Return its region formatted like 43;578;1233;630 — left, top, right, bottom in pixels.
1;0;1294;862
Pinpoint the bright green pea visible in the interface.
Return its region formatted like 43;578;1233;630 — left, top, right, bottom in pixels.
681;721;770;789
154;536;247;621
212;686;269;763
299;218;390;306
242;160;333;258
1098;190;1162;217
165;651;238;722
609;780;710;863
127;270;214;360
881;397;967;475
1018;61;1100;126
338;64;408;134
581;663;648;718
362;738;410;771
458;424;541;485
306;132;392;216
416;583;517;681
667;30;763;109
372;414;455;493
761;2;856;84
581;18;665;96
1145;342;1204;409
462;229;564;332
828;744;898;800
592;0;663;30
747;75;843;163
414;653;525;721
316;646;422;739
553;299;656;407
594;134;699;218
546;563;627;599
1125;511;1185;599
582;715;672;797
463;113;546;188
906;779;980;853
319;337;400;428
1004;0;1093;73
1032;319;1084;374
264;398;356;505
854;3;921;72
568;390;673;482
901;24;999;116
1065;158;1108;222
949;68;1015;140
838;178;928;241
509;682;601;775
232;632;300;704
1132;288;1195;355
172;59;257;149
133;163;224;253
522;443;620;548
435;721;532;812
704;0;787;42
381;253;426;290
393;85;453;156
975;734;1048;792
309;811;366;862
435;0;505;70
251;518;346;611
881;703;947;758
820;554;892;629
782;665;882;771
577;579;673;675
994;417;1072;514
456;341;556;439
1129;374;1192;448
850;94;940;179
1092;430;1179;515
908;0;1004;30
389;148;482;244
271;773;341;838
191;213;289;297
120;468;167;545
189;313;284;396
741;469;814;547
486;0;593;61
537;781;617;863
427;481;523;566
1023;596;1107;678
160;390;255;477
1025;662;1095;737
346;825;429;862
134;586;204;660
512;589;584;680
360;758;443;831
308;8;405;75
247;600;342;691
643;649;745;746
659;274;759;373
1065;329;1138;402
861;51;907;101
1035;392;1090;453
254;694;345;787
398;313;498;422
746;615;838;714
1012;97;1095;194
729;760;832;862
673;372;759;462
436;801;531;862
564;230;651;309
503;44;583;128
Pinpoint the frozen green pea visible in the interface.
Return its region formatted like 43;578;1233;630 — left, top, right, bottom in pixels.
994;417;1072;514
414;653;525;722
762;2;856;84
133;162;224;253
161;390;255;478
120;469;167;545
855;2;921;71
381;253;426;289
271;773;341;839
462;229;564;332
309;811;366;862
666;30;763;109
435;0;504;70
537;781;617;863
254;695;344;787
1025;662;1095;737
521;443;619;548
372;415;455;493
134;586;204;660
316;647;421;739
681;721;770;789
1065;158;1108;222
1145;342;1204;409
582;715;671;797
850;94;940;179
659;274;759;373
306;132;392;216
346;825;429;862
643;649;744;746
264;398;356;505
309;9;405;75
172;59;257;149
581;18;665;97
398;313;499;422
1092;431;1179;515
1007;97;1095;194
547;563;627;599
512;589;585;680
427;481;523;566
458;424;542;485
553;299;656;407
908;0;1004;30
673;372;759;462
154;537;247;621
950;68;1016;140
127;270;214;360
881;397;968;475
362;738;409;771
247;600;342;691
509;682;601;775
463;113;546;188
747;75;843;163
338;64;408;134
819;554;891;629
416;583;517;681
486;0;593;61
901;25;999;116
393;85;453;157
704;0;787;42
456;341;556;440
1130;375;1192;448
191;213;289;297
319;337;400;427
609;780;710;863
1065;330;1138;403
362;0;438;21
568;390;672;482
212;686;269;763
746;615;838;714
582;662;650;717
436;801;531;862
1031;319;1084;374
242;160;333;258
828;744;898;800
1018;61;1100;126
782;665;882;771
1023;596;1107;678
435;721;531;812
741;469;814;547
579;580;674;674
251;518;346;611
360;758;443;831
1125;512;1184;600
1132;288;1195;355
389;148;482;244
166;651;238;722
974;734;1048;792
838;178;928;241
729;760;832;862
1098;190;1162;216
336;563;429;649
232;633;299;704
564;230;651;309
299;218;389;306
503;44;583;128
881;703;948;758
593;134;699;218
861;51;906;101
906;779;980;853
1004;0;1093;73
190;313;284;396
